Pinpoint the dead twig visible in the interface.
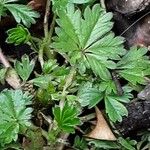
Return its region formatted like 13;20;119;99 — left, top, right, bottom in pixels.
0;47;21;89
0;48;11;68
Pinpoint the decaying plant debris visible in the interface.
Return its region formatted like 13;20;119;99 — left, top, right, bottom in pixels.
0;0;150;149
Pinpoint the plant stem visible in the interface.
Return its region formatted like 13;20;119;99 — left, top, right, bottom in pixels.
80;113;96;122
39;44;44;68
59;67;76;109
39;0;51;68
48;13;56;43
29;38;39;52
100;0;106;9
56;133;69;150
44;13;57;59
57;67;76;150
44;0;51;38
39;0;57;67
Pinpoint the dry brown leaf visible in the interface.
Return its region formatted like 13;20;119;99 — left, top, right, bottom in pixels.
86;107;116;141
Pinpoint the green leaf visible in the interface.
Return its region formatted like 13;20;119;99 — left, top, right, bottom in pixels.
118;137;136;150
52;4;125;80
78;82;103;108
31;75;53;89
4;4;39;27
99;80;117;94
105;95;128;122
43;59;58;74
23;129;45;150
0;2;6;19
6;24;31;45
117;47;148;69
0;89;32;146
86;54;115;80
0;1;19;20
53;102;80;133
117;47;150;85
14;55;35;81
52;0;69;11
89;140;120;149
118;68;146;85
73;136;88;150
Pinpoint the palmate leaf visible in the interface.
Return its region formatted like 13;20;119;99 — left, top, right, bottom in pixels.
52;4;126;80
53;102;80;133
104;86;133;122
14;54;35;81
117;47;150;85
0;89;33;146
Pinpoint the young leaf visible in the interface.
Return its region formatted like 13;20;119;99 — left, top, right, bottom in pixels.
118;137;136;150
31;75;53;89
105;95;128;122
0;89;33;146
43;59;58;74
4;4;40;27
99;80;117;94
6;24;31;45
52;4;126;80
73;136;88;150
78;82;103;108
14;55;35;82
53;102;80;133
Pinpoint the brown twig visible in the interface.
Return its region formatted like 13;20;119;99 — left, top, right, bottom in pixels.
56;133;69;150
0;48;11;68
0;47;21;89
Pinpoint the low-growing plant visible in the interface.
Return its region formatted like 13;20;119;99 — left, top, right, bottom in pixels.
0;0;149;149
